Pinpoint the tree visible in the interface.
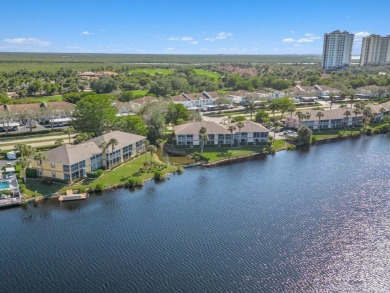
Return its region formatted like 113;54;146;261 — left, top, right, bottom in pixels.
343;110;351;134
115;115;148;136
64;127;74;143
108;138;119;168
99;141;108;169
236;121;244;147
305;112;311;122
287;105;296;123
146;145;157;164
268;101;279;119
329;92;335;110
72;94;117;136
227;125;236;147
255;110;270;124
198;126;208;154
362;106;373;132
34;151;46;178
143;139;150;163
0;111;17;134
166;103;189;125
352;108;361;128
90;78;118;94
245;101;256;120
297;126;312;145
315;111;324;132
22;109;39;132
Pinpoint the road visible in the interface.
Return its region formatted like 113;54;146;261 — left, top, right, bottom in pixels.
0;134;75;151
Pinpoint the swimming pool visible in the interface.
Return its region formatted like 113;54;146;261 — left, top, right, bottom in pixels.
0;181;11;190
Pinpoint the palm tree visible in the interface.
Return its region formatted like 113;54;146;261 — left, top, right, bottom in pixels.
329;92;335;110
379;107;386;121
64;126;74;143
268;102;278;119
287;105;296;128
316;111;324;132
227;125;236;147
17;156;30;184
108;138;119;168
143;139;150;163
305;112;311;122
146;145;157;164
55;138;64;146
245;101;256;120
295;111;303;125
236;121;244;147
343;110;351;134
362;106;373;132
352;108;361;128
199;126;208;154
34;151;46;178
99;141;108;169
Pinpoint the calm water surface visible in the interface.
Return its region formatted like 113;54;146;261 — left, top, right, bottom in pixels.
1;135;389;292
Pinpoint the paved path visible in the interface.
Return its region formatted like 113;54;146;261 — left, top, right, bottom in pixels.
0;134;76;151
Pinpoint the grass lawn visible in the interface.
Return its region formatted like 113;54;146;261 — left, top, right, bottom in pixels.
194;69;221;80
25;179;65;198
129;89;149;98
69;154;176;191
182;144;267;163
32;95;64;102
312;129;361;139
130;68;173;76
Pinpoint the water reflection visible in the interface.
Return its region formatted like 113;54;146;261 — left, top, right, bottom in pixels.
0;135;389;292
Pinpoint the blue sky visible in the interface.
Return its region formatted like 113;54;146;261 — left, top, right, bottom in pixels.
1;0;389;55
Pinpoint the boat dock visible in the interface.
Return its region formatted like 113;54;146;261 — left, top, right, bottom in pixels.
59;190;88;202
0;196;22;208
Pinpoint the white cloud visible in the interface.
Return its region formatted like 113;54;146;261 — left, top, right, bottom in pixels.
165;47;175;51
168;36;193;41
297;38;313;43
216;32;233;39
290;30;296;34
204;37;214;41
354;31;370;39
282;38;296;43
81;31;92;35
304;33;313;37
3;37;50;46
189;41;198;45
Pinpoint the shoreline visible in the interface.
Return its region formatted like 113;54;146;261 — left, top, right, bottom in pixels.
19;132;387;204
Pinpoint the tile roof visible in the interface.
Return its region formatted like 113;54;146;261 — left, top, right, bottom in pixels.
174;121;230;135
43;131;146;165
174;121;269;135
227;121;269;133
1;102;75;114
130;96;157;104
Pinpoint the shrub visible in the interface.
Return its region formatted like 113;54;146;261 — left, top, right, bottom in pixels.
126;178;143;188
26;168;38;178
366;128;373;136
94;183;104;192
176;166;184;174
77;187;86;193
154;170;163;181
19;184;26;193
87;169;103;178
287;144;296;150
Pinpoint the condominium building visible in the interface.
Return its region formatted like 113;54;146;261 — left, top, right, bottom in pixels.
322;30;354;69
360;34;390;66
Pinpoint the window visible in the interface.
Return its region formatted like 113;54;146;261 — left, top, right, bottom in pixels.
64;173;70;181
79;160;85;168
52;172;56;178
63;165;70;172
71;163;79;172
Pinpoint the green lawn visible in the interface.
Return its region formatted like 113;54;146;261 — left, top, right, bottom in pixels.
69;154;176;191
129;89;149;98
312;129;361;139
32;95;64;102
194;69;220;80
130;68;173;76
25;179;65;198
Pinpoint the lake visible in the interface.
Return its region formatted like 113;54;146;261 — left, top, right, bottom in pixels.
1;135;389;292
